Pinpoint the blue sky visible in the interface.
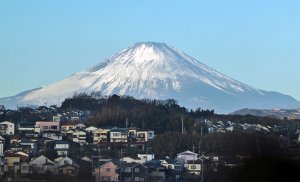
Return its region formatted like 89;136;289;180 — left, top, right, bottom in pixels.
1;0;300;100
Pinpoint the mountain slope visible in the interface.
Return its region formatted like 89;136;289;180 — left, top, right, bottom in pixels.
1;42;300;113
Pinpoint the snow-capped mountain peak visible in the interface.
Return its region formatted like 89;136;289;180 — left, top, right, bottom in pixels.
1;42;300;113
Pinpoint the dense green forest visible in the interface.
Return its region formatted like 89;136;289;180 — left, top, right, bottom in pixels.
60;93;300;133
62;93;212;134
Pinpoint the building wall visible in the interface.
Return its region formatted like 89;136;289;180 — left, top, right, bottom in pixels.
60;165;78;176
95;162;118;182
35;122;60;133
0;121;15;135
0;142;3;155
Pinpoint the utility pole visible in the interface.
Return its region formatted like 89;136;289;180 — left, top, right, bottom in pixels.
200;153;207;182
119;148;123;182
198;141;201;156
201;157;204;182
98;145;101;182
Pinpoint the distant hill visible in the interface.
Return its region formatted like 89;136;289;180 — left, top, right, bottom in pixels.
230;108;300;120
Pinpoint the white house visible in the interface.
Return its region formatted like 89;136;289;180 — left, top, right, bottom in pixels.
72;130;87;145
85;126;98;133
121;156;145;164
110;128;128;142
186;161;201;175
137;154;155;163
54;140;70;156
93;128;110;143
42;132;62;141
0;121;15;135
177;150;198;162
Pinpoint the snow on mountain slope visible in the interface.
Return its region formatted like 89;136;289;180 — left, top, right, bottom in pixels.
1;42;300;113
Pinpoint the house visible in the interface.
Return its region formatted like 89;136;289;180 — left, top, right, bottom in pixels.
85;126;98;133
127;128;155;142
10;135;22;144
72;130;87;145
20;140;38;156
35;121;60;133
61;121;81;131
160;158;184;171
15;151;29;161
4;153;21;174
0;135;4;155
53;115;61;122
136;130;155;142
61;129;75;140
53;156;80;176
19;162;30;175
17;122;35;133
144;160;166;181
94;161;119;182
110;128;128;143
24;131;39;138
137;154;155;163
186;160;201;175
177;150;198;162
0;121;15;135
29;155;55;174
0;148;4;176
54;140;70;156
93;128;110;143
42;131;62;141
76;123;86;130
121;156;144;164
120;163;148;182
128;128;138;141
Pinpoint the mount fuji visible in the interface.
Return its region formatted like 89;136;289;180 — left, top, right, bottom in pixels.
1;42;300;113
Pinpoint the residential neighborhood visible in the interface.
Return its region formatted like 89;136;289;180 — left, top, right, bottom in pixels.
0;113;249;182
1;101;300;182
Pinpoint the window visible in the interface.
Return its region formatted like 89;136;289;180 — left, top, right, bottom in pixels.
51;125;58;130
106;168;110;172
43;126;48;129
22;166;28;170
67;169;74;174
190;165;196;170
124;168;131;172
112;133;120;137
135;177;140;181
175;166;181;170
135;168;140;172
